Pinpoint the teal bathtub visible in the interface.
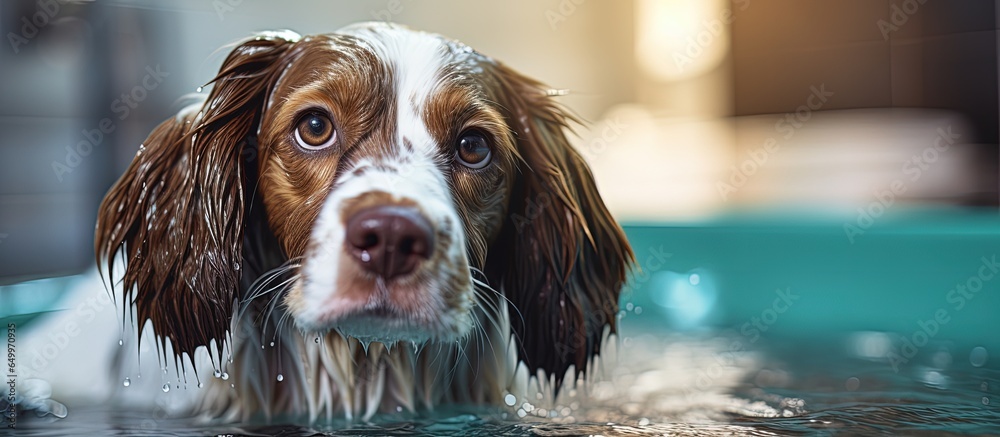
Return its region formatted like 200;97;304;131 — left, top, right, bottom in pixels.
620;208;1000;354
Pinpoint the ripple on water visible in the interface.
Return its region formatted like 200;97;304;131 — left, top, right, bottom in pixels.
5;334;999;436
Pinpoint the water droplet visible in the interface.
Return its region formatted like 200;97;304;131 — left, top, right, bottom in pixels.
970;346;989;367
923;370;945;387
984;397;991;405
504;394;516;406
213;369;222;378
846;377;860;391
230;383;235;389
396;406;403;412
269;341;275;347
196;86;203;93
123;378;131;387
118;339;123;346
234;262;240;271
638;418;650;426
161;384;170;393
314;337;320;343
360;339;371;354
689;273;701;285
634;306;643;315
625;302;634;311
262;344;265;349
276;374;284;382
221;372;230;380
197;382;203;388
360;251;371;262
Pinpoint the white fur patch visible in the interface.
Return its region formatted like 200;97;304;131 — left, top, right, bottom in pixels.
295;24;472;342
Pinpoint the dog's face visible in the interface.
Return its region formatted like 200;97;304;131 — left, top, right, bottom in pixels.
256;25;516;342
96;23;632;385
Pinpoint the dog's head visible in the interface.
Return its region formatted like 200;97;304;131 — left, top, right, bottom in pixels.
96;23;633;384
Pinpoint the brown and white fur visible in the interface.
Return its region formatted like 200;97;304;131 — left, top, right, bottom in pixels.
94;22;632;422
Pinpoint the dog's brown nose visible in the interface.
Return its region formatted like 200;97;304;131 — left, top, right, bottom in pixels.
345;205;434;280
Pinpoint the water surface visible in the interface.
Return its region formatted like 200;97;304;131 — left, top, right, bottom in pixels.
7;330;998;436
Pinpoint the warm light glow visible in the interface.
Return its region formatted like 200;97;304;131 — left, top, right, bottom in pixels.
578;104;733;220
636;0;731;82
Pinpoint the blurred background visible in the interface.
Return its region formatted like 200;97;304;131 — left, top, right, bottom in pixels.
2;3;999;433
0;1;998;349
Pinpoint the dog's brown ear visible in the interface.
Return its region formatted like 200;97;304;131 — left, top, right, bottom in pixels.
95;31;302;361
484;64;634;389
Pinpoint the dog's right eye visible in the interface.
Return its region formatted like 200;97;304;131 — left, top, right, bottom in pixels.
294;112;337;150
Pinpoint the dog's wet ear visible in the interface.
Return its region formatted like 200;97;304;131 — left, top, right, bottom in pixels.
484;63;634;390
95;31;303;361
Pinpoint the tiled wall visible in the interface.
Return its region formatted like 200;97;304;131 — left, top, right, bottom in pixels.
730;0;998;204
0;2;188;282
732;0;998;142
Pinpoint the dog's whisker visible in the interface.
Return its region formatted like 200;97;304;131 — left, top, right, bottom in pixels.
257;274;300;347
472;285;507;340
240;261;302;311
470;274;524;329
256;274;299;323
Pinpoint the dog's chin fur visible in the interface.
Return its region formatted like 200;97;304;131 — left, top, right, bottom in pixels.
327;314;468;345
194;296;511;422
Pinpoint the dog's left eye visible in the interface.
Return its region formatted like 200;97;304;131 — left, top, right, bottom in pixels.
455;131;491;169
294;112;337;150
